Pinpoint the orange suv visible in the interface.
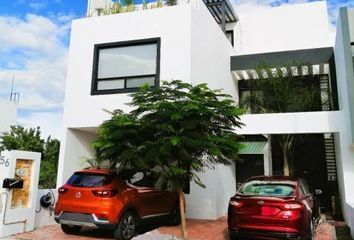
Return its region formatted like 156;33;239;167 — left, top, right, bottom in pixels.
54;169;180;240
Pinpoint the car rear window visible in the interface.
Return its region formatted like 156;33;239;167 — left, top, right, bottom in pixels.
67;172;114;187
239;180;295;197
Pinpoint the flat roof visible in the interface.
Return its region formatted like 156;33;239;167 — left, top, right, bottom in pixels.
203;0;238;24
231;47;334;70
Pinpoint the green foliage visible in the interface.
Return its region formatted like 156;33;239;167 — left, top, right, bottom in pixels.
93;80;244;191
142;0;148;10
165;0;178;6
240;62;324;114
0;126;44;152
240;63;327;176
155;0;164;8
111;2;123;14
39;137;60;189
0;126;60;189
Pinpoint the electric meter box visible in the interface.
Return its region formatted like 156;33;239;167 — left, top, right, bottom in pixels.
0;150;41;238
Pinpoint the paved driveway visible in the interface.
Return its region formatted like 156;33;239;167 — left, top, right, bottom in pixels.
9;217;334;240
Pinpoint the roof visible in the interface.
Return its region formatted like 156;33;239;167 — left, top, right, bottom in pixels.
203;0;238;24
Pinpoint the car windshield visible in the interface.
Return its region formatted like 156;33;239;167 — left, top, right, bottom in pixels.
239;180;295;197
67;172;113;187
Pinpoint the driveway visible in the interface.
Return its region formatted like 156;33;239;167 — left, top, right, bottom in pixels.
8;217;334;240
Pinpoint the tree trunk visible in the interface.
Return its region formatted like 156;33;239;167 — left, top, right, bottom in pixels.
178;189;187;239
283;148;290;176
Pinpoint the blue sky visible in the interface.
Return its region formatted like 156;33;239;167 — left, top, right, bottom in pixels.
0;0;354;139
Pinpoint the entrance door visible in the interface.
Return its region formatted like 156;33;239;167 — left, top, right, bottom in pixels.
236;154;264;189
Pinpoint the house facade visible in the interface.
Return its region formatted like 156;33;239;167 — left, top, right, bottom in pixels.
57;0;354;234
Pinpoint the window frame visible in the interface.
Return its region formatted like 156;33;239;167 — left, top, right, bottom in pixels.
226;30;234;47
91;37;161;95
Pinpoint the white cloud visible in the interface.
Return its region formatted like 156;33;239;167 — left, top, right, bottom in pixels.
17;111;63;140
232;0;354;31
0;13;73;138
232;0;323;13
0;13;71;110
0;14;66;54
28;1;47;10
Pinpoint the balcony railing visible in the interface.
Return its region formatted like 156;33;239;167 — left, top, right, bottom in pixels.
87;0;238;33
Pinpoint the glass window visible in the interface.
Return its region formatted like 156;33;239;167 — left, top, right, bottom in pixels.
92;38;160;94
126;77;156;88
300;179;311;196
67;172;114;187
239;180;296;197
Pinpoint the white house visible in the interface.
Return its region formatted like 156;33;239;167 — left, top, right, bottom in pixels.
57;0;354;234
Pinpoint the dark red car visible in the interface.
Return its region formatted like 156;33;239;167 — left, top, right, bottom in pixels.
54;169;180;240
228;176;320;240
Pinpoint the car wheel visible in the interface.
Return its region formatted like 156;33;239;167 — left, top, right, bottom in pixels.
114;211;137;240
60;224;82;234
169;204;181;226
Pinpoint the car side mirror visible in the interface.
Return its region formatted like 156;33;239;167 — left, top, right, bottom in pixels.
314;189;322;195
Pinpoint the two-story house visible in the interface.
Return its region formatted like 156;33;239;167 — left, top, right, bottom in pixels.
57;0;354;235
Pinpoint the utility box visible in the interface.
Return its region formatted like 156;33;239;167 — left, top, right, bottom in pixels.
0;150;41;238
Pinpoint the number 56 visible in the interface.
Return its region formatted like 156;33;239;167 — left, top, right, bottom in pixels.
0;156;9;167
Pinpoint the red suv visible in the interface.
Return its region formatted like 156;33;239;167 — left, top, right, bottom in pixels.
228;176;320;240
54;169;180;240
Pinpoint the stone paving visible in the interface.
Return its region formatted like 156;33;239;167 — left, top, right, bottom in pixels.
7;217;335;240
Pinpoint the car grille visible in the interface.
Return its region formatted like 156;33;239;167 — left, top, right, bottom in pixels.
60;212;94;222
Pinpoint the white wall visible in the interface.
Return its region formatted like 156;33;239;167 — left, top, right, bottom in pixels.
59;4;193;186
183;0;238;219
234;1;332;55
333;7;354;232
0;101;17;133
34;189;57;229
62;5;191;130
57;129;97;186
239;111;343;135
190;0;238;100
348;8;354;42
59;0;238;220
0;150;41;238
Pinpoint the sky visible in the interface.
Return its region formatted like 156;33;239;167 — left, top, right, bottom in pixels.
0;0;354;140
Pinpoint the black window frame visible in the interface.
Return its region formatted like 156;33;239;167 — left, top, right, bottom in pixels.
91;37;161;95
226;30;234;47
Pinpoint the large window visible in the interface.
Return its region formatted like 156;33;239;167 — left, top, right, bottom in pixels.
91;38;160;95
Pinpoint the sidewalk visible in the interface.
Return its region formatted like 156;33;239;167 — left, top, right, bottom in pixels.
8;217;335;240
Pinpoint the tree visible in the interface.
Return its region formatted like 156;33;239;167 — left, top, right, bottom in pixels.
0;126;60;188
92;80;244;239
39;137;60;188
241;63;326;176
0;126;44;152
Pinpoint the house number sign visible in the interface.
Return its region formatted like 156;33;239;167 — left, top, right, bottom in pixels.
0;156;10;167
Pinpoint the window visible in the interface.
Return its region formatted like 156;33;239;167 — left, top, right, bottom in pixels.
91;38;160;95
300;179;311;196
226;30;234;47
67;172;114;187
239;180;295;197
